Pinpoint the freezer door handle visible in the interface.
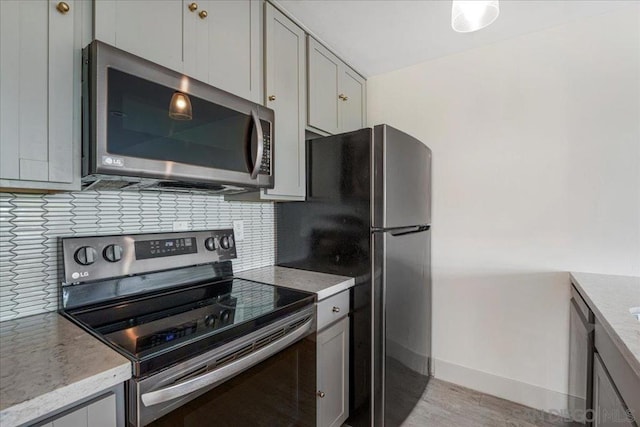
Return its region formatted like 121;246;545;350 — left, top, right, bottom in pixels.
372;225;430;236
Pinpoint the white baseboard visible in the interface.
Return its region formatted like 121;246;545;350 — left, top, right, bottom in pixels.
433;358;569;412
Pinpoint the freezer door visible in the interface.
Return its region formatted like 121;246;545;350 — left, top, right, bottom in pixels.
373;125;431;228
372;227;431;427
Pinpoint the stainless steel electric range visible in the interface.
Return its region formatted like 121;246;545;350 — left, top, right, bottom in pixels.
59;229;316;427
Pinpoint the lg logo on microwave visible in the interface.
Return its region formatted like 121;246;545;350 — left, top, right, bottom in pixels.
102;156;125;167
71;271;89;280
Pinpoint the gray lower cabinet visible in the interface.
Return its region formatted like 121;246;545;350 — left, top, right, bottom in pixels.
570;281;639;427
593;353;634;427
316;292;350;427
307;37;366;135
317;317;349;427
37;390;121;427
568;285;594;423
593;319;639;426
0;0;82;191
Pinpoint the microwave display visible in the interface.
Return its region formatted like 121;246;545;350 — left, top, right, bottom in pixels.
106;68;270;175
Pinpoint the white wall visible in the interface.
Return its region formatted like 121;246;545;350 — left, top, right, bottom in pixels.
368;6;640;411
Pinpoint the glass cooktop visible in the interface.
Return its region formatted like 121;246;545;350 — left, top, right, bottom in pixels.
67;278;315;361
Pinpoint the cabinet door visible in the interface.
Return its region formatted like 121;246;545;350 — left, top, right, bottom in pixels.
593;353;634;427
94;0;185;72
308;37;340;135
317;317;349;427
49;393;117;427
194;0;260;102
263;3;305;200
339;66;366;133
0;0;78;188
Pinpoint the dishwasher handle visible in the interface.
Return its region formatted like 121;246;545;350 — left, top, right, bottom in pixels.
141;318;313;407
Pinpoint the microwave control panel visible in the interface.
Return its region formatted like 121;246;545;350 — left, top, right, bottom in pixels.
260;132;271;175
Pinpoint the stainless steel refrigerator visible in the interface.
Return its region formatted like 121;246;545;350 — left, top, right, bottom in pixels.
276;124;432;426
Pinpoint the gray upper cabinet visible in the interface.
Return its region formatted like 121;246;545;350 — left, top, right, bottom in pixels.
308;37;341;135
262;2;306;200
190;0;261;103
0;0;81;191
307;36;366;135
94;0;261;102
94;0;186;73
340;66;366;132
226;2;305;202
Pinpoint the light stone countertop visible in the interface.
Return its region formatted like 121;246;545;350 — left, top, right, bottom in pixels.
570;272;640;377
237;266;355;300
0;312;132;427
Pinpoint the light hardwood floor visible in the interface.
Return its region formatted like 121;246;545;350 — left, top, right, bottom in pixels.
390;377;575;427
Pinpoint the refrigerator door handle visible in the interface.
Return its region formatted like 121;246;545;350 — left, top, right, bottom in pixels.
373;225;430;236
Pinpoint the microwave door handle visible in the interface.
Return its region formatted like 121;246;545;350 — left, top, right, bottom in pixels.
140;318;313;407
249;109;264;179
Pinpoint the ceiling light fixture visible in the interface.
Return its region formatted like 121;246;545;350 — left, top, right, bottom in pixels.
169;91;193;121
451;0;500;33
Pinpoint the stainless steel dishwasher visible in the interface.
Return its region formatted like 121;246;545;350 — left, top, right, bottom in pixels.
569;283;595;425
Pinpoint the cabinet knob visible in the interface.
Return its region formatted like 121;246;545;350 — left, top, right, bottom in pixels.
317;391;326;398
338;93;349;101
188;2;198;11
199;10;208;19
332;306;340;313
268;95;276;101
56;1;70;14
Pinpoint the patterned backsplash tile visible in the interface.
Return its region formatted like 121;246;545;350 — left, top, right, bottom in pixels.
0;191;274;321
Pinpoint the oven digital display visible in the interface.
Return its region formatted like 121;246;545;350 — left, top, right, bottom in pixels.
135;237;197;260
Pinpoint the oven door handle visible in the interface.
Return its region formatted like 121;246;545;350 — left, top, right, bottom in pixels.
140;318;313;407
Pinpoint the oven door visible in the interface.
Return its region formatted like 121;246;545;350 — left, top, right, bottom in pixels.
130;311;315;427
84;41;274;189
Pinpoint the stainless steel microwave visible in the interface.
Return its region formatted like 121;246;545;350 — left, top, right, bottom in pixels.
82;40;274;194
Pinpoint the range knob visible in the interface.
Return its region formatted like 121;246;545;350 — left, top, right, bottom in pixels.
103;244;123;262
74;246;97;266
204;314;217;327
219;310;231;323
219;236;230;250
204;237;216;251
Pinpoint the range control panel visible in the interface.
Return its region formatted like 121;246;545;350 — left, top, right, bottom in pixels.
61;229;237;284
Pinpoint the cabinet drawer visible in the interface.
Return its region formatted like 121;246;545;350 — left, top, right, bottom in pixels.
317;290;349;331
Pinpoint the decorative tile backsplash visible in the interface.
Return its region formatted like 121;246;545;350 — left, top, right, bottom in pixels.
0;191;274;321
